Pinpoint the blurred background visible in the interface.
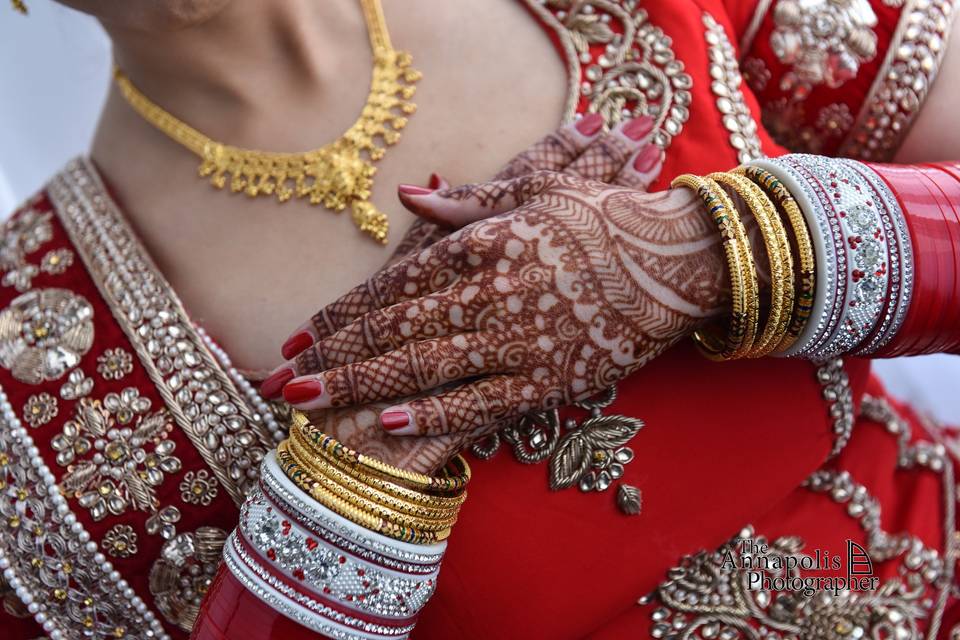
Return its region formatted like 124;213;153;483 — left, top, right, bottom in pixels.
1;3;957;424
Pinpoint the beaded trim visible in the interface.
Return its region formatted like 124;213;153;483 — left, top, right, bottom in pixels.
47;159;276;505
703;12;765;163
839;0;958;161
0;381;170;640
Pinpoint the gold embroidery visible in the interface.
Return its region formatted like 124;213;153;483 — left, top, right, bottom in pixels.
148;527;227;632
22;392;57;428
0;204;52;293
40;248;74;275
0;288;95;385
103;524;139;559
52;393;182;521
48;160;277;506
179;469;219;506
96;347;134;381
528;0;693;147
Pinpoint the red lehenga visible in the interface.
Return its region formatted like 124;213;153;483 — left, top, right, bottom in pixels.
1;0;958;638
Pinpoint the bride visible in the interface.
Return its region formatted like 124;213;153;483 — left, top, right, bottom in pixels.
1;0;959;638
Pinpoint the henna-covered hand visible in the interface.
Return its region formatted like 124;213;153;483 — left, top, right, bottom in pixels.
263;115;676;468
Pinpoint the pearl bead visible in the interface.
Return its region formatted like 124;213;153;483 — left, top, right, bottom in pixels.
42;619;54;632
35;612;47;624
50;630;63;640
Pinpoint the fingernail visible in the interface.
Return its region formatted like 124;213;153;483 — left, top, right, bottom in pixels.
622;115;654;141
428;173;443;189
398;184;435;196
260;367;294;399
380;409;412;433
633;144;663;173
575;112;604;136
281;331;314;360
283;379;325;405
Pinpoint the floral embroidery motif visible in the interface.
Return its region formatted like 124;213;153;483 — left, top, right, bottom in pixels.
0;288;95;384
642;394;956;637
534;0;693;148
96;347;134;381
149;527;227;632
22;392;58;428
59;368;94;400
103;524;139;558
742;57;771;91
179;469;219;506
770;0;878;89
815;102;855;137
52;392;181;521
40;248;74;275
0;206;52;292
145;505;182;541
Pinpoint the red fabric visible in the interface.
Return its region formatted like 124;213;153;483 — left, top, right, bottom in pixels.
869;163;960;356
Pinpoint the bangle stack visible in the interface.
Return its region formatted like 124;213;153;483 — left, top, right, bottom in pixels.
217;412;469;639
672;153;912;361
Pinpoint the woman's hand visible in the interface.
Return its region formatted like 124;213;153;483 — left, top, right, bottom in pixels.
262;115;708;468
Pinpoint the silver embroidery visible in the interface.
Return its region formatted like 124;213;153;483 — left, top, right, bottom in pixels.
703;12;765;163
48;160;276;506
0;288;95;385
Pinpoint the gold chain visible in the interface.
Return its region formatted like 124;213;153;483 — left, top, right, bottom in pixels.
113;0;420;243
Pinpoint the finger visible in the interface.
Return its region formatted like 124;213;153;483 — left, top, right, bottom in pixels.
378;375;536;437
493;113;604;180
282;335;498;410
614;144;665;191
398;170;557;228
564;115;654;182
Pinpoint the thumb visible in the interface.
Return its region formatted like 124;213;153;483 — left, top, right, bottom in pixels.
398;170;557;229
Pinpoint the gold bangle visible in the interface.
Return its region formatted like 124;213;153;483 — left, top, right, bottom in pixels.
290;422;467;509
277;446;453;544
292;411;471;493
286;432;461;522
734;166;816;352
288;427;463;517
709;172;794;358
671;174;758;360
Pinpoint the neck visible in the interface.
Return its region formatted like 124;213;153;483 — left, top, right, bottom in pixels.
100;0;371;147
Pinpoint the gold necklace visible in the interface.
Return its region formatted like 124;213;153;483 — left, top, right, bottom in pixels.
114;0;420;243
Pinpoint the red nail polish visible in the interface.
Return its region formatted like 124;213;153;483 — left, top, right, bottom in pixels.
398;184;434;196
633;144;663;173
428;173;443;190
283;379;324;404
281;331;314;360
260;368;294;399
380;410;410;431
622;116;654;141
575;112;604;136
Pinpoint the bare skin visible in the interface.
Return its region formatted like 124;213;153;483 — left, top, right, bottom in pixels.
85;0;567;373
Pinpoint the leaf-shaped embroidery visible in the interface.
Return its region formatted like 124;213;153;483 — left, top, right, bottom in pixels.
566;13;614;53
616;484;642;515
127;472;158;512
548;430;591;491
61;461;98;493
133;410;171;443
77;399;110;438
580;414;644;450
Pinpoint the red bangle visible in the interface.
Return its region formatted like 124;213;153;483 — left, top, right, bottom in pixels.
868;162;960;356
915;165;960;354
191;563;317;640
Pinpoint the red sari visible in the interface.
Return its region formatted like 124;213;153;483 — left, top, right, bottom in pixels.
1;1;957;638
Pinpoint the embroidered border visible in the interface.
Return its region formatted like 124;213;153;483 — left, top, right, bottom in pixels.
839;0;958;160
48;159;275;506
